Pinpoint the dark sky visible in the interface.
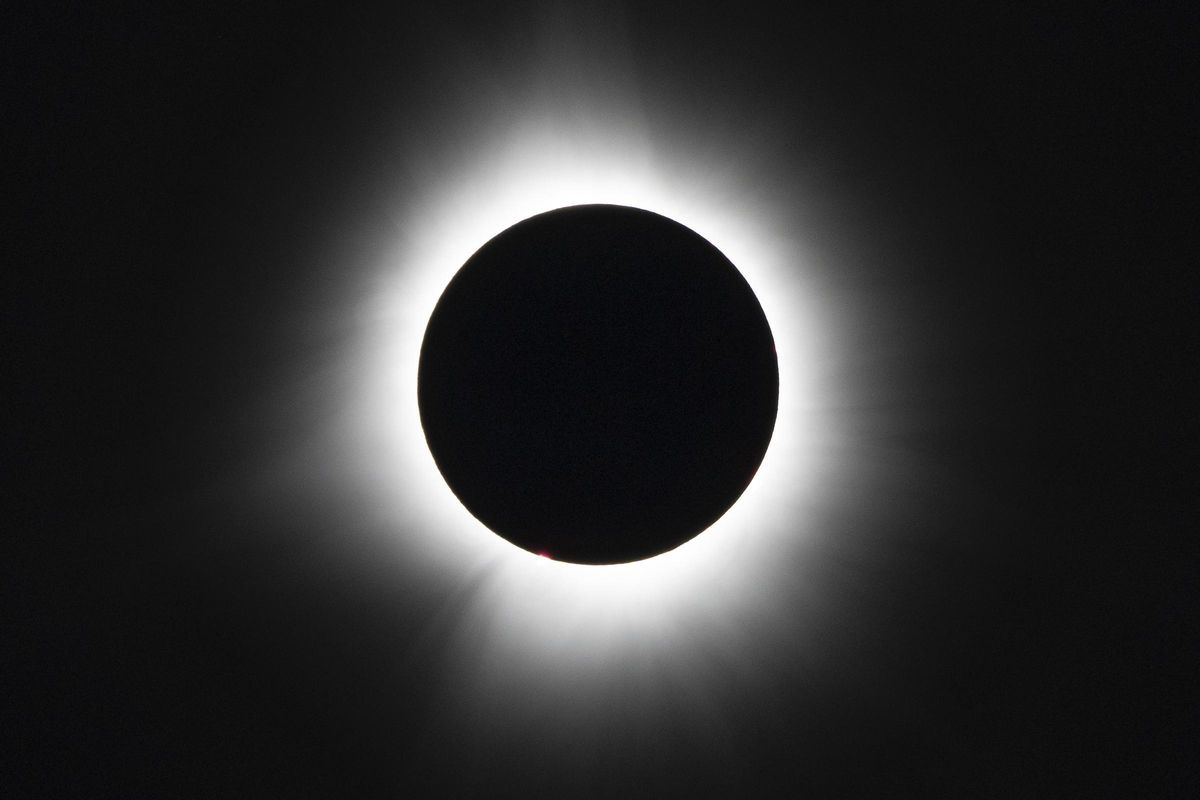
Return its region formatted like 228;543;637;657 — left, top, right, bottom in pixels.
9;3;1196;797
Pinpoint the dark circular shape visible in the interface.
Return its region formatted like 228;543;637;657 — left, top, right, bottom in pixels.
418;205;778;564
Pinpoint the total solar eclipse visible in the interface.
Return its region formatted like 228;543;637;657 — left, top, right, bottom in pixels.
418;205;778;564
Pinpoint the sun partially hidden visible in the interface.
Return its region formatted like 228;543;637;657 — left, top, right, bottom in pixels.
417;204;779;565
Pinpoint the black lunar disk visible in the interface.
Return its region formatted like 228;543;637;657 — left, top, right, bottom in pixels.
418;205;778;564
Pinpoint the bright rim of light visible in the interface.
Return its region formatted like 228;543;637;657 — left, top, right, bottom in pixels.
349;113;834;668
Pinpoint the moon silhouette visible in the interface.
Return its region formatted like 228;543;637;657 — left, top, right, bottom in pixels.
418;204;779;564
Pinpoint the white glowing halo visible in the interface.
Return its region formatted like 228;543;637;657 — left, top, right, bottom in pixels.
349;117;830;662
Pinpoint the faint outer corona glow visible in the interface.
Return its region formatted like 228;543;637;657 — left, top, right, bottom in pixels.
348;109;839;673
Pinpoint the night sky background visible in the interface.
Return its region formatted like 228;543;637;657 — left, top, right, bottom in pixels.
9;3;1196;797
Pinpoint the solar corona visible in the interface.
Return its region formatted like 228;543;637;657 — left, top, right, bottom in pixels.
344;83;837;697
